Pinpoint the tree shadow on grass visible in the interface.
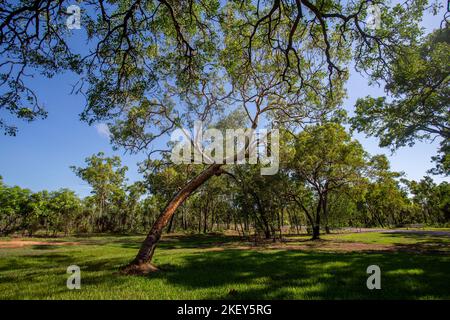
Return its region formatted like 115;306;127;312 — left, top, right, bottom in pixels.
380;232;450;254
115;234;244;250
2;233;450;299
383;231;450;240
0;253;73;273
0;250;129;299
146;249;450;299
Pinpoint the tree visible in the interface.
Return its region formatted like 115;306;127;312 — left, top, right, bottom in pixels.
0;178;33;235
406;176;450;224
25;190;51;236
46;189;81;235
0;1;431;273
351;28;450;175
230;164;287;240
359;155;410;227
325;185;362;228
120;182;147;233
71;152;128;232
286;123;367;239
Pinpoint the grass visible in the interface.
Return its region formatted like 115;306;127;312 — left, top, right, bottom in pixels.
0;230;449;300
331;231;450;246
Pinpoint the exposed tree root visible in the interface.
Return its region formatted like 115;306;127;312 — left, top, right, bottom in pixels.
119;262;159;275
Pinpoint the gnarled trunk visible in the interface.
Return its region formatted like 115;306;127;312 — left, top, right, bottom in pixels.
121;163;222;274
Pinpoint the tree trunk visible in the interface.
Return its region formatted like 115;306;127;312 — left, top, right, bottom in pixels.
294;213;300;235
203;202;208;233
167;213;175;233
210;205;215;232
322;186;331;234
312;225;320;240
311;195;322;240
121;163;222;274
181;207;187;231
198;206;202;233
252;191;271;239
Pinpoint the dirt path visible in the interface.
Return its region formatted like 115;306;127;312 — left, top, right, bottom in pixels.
0;240;80;249
1;229;448;253
200;239;449;254
200;229;450;254
218;241;394;252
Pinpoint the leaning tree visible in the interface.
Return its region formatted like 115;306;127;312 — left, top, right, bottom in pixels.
0;0;431;273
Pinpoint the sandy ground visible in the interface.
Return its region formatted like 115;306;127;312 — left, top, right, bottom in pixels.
0;240;80;249
0;229;448;253
201;241;395;252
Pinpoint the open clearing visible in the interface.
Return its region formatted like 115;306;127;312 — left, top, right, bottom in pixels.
0;240;81;249
0;229;449;299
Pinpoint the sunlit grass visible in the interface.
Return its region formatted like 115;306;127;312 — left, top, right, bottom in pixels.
334;231;450;245
0;232;449;299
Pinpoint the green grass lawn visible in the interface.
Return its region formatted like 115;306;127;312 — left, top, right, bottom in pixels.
331;231;450;246
0;231;449;300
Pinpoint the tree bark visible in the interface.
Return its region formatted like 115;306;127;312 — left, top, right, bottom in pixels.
203;201;208;233
252;191;272;239
312;225;320;240
323;193;331;234
167;213;175;233
311;195;322;240
120;163;222;274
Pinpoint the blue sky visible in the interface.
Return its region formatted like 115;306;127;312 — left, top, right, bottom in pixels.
0;4;448;197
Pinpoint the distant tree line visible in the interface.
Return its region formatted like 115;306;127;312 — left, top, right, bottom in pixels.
1;125;449;238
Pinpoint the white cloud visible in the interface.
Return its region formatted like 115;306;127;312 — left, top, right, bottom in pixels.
95;123;111;138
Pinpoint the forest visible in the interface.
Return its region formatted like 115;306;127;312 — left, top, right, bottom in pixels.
1;136;449;238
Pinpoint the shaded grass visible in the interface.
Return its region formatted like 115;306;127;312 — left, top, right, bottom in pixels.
0;232;449;299
332;231;450;249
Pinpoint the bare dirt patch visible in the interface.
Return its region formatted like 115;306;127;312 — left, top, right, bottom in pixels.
196;240;394;253
0;240;80;249
259;240;394;252
199;238;448;254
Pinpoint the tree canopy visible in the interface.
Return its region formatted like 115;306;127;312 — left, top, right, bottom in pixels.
351;27;449;175
1;0;432;141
